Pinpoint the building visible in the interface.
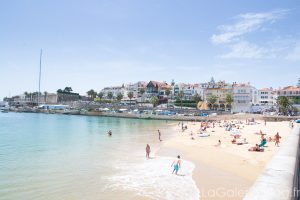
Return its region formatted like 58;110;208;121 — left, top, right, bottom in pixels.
205;79;233;110
125;81;147;98
12;93;59;105
257;88;276;106
232;83;257;113
277;86;300;99
146;81;170;98
101;86;127;99
174;83;204;100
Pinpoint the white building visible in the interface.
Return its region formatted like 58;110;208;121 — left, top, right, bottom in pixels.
101;86;128;99
175;83;205;100
125;81;147;98
232;83;257;113
257;88;276;106
13;93;58;104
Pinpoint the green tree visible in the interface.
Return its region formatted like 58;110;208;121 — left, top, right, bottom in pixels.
63;87;73;93
277;96;290;115
24;92;29;101
44;91;48;103
178;90;184;109
116;92;123;102
87;89;97;100
57;89;63;93
165;88;171;107
225;94;233;110
193;93;202;104
97;92;104;100
150;96;159;108
107;92;113;101
139;88;145;96
127;91;134;107
207;95;218;110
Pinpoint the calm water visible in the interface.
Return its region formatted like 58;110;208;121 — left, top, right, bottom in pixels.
0;112;199;200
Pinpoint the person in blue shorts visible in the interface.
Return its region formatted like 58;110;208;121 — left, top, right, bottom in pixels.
171;155;181;175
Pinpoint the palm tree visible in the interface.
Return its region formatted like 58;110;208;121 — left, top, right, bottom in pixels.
87;89;93;99
277;96;290;115
139;88;145;97
150;96;159;108
207;95;218;110
116;92;123;102
178;90;184;109
139;88;146;107
107;92;113;102
24;92;29;102
127;91;134;107
165;88;171;107
225;94;233;111
87;89;97;101
44;91;48;103
98;92;104;101
193;93;202;104
63;87;73;93
28;92;32;102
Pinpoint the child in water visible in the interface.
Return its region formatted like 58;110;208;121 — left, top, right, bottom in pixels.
171;155;181;175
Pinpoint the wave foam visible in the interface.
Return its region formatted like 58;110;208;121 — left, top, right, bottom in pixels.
104;156;200;200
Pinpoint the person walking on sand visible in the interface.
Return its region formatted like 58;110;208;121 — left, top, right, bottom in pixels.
146;144;151;159
275;132;281;147
158;129;162;141
171;155;181;175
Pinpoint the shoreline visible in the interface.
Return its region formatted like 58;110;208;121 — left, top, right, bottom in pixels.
7;110;300;122
157;120;293;200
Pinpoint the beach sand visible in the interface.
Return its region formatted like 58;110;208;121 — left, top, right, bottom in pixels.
158;120;292;200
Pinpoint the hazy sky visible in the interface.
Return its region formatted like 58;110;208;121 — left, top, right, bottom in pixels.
1;0;300;99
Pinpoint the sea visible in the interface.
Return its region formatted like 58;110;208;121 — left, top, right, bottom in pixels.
0;112;199;200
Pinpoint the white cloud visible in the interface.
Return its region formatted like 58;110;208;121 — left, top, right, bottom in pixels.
221;41;268;59
286;42;300;61
211;9;288;44
210;9;297;60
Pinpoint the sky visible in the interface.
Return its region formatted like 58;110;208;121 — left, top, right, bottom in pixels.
0;0;300;99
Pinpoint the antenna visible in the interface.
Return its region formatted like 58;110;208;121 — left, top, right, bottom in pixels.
38;49;42;105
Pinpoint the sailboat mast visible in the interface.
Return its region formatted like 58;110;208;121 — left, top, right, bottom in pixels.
38;49;42;105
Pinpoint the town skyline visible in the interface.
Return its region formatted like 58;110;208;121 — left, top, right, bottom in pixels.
4;77;300;99
1;0;300;99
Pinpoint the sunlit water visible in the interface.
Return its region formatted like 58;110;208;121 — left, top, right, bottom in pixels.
0;112;199;200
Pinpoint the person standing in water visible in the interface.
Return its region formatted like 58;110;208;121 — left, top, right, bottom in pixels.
171;155;181;175
146;144;151;159
158;129;162;141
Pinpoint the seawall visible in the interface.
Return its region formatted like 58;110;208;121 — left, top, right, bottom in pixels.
243;124;300;200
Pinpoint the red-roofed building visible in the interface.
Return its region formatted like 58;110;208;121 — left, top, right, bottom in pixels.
277;86;300;98
146;81;171;97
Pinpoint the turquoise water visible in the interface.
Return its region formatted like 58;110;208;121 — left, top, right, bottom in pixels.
0;112;173;200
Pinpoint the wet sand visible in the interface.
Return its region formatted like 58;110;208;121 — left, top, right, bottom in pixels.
158;120;292;200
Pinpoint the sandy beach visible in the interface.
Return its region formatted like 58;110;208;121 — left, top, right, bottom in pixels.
158;120;293;200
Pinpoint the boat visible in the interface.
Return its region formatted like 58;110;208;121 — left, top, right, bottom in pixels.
62;109;80;115
0;103;9;113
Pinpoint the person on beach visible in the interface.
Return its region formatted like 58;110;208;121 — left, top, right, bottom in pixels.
171;155;181;175
158;129;162;141
146;144;151;159
107;130;112;136
215;140;221;147
274;132;281;146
